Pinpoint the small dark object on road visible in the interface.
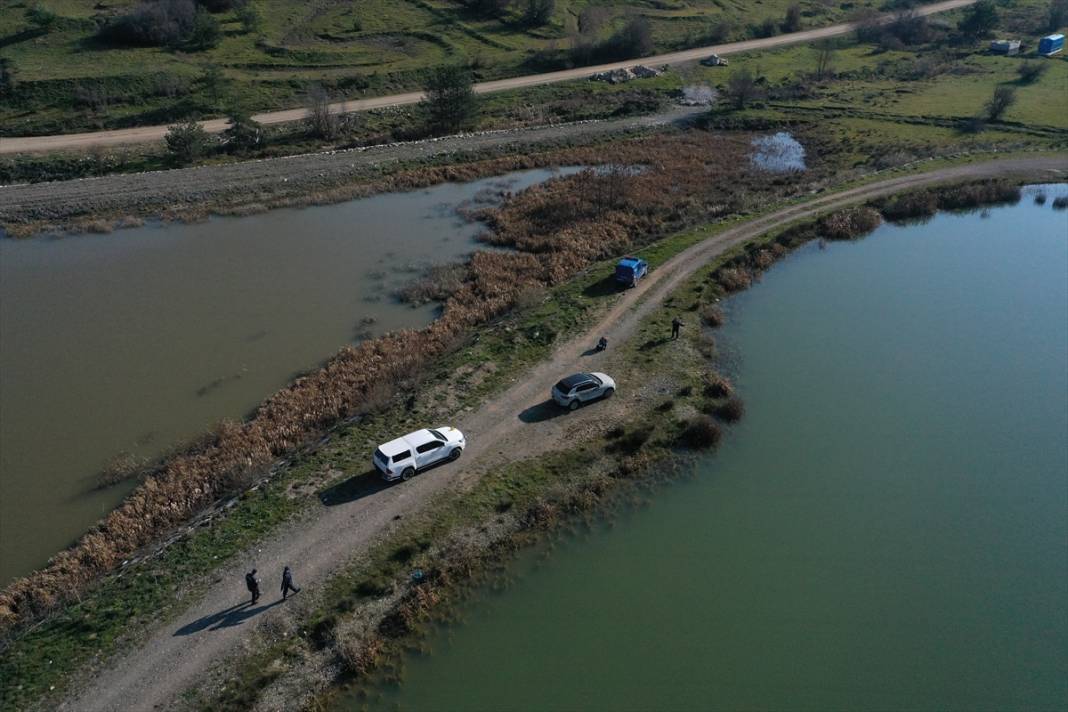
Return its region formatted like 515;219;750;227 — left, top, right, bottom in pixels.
245;569;260;605
671;316;684;340
281;565;301;600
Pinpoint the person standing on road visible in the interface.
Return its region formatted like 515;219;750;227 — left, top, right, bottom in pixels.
245;569;260;605
281;566;301;600
671;316;684;340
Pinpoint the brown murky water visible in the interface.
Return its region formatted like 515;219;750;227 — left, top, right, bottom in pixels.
0;167;575;584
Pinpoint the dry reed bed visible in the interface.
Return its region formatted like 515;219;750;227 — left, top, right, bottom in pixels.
0;130;818;632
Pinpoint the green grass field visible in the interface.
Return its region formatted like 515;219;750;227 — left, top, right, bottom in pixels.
0;0;887;135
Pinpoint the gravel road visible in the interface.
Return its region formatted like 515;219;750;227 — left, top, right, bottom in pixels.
56;155;1068;712
0;108;700;228
0;0;976;154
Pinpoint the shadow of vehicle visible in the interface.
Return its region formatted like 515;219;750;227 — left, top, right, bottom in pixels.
582;275;626;299
319;470;391;506
518;400;569;423
173;599;284;636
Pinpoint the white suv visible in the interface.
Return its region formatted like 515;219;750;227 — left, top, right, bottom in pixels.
373;427;466;482
552;372;616;410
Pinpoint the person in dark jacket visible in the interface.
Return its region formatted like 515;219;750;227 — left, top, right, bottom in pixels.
281;566;301;600
671;316;684;340
596;336;608;352
245;569;260;605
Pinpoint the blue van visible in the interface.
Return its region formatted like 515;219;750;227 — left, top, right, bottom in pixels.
615;256;649;287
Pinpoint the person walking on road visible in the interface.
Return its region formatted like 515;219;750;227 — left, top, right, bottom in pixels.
671;316;684;340
245;569;260;605
281;566;301;600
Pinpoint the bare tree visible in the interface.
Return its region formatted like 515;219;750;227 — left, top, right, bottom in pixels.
306;83;339;140
814;41;835;80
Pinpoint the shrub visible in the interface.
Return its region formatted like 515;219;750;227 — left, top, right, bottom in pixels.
222;112;263;153
185;8;221;50
236;2;262;33
1051;196;1068;210
818;207;882;240
1050;0;1068;32
421;65;477;135
1016;62;1048;85
198;0;247;11
876;191;938;222
715;266;752;292
679;415;722;449
700;304;725;327
306;83;340;140
957;0;998;41
396;264;468;305
607;426;654;455
98;0;197;47
702;373;733;398
752;18;779;38
26;3;58;30
165;118;212;164
715;396;745;422
522;0;554;27
726;67;762;109
781;4;802;33
984;86;1016;121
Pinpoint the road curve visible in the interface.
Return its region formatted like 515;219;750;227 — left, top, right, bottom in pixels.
56;154;1067;712
0;0;976;155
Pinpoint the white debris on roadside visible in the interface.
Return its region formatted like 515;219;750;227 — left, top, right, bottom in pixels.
679;85;718;106
589;65;663;84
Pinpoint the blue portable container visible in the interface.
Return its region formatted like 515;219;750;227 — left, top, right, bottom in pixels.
615;256;649;287
1039;33;1064;56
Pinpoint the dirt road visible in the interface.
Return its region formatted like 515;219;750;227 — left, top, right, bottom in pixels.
0;0;976;155
56;155;1067;712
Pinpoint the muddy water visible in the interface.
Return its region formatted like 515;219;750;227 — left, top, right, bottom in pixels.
352;185;1068;711
0;167;577;585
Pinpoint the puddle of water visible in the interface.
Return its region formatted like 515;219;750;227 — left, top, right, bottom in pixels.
751;131;807;173
0;166;579;584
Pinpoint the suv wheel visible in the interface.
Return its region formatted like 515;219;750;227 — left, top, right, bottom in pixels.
603;387;614;399
568;399;580;411
449;447;462;461
401;467;415;481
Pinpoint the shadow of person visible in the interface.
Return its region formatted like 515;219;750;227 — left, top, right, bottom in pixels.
207;599;285;631
581;347;601;357
518;400;568;423
173;601;251;636
319;469;391;506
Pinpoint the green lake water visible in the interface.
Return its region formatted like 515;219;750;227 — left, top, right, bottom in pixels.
348;185;1068;711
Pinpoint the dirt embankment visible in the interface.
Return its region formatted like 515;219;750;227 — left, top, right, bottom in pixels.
55;155;1068;712
0;109;701;235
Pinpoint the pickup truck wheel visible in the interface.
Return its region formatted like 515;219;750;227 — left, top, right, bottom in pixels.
401;467;415;481
449;447;462;461
569;399;580;411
